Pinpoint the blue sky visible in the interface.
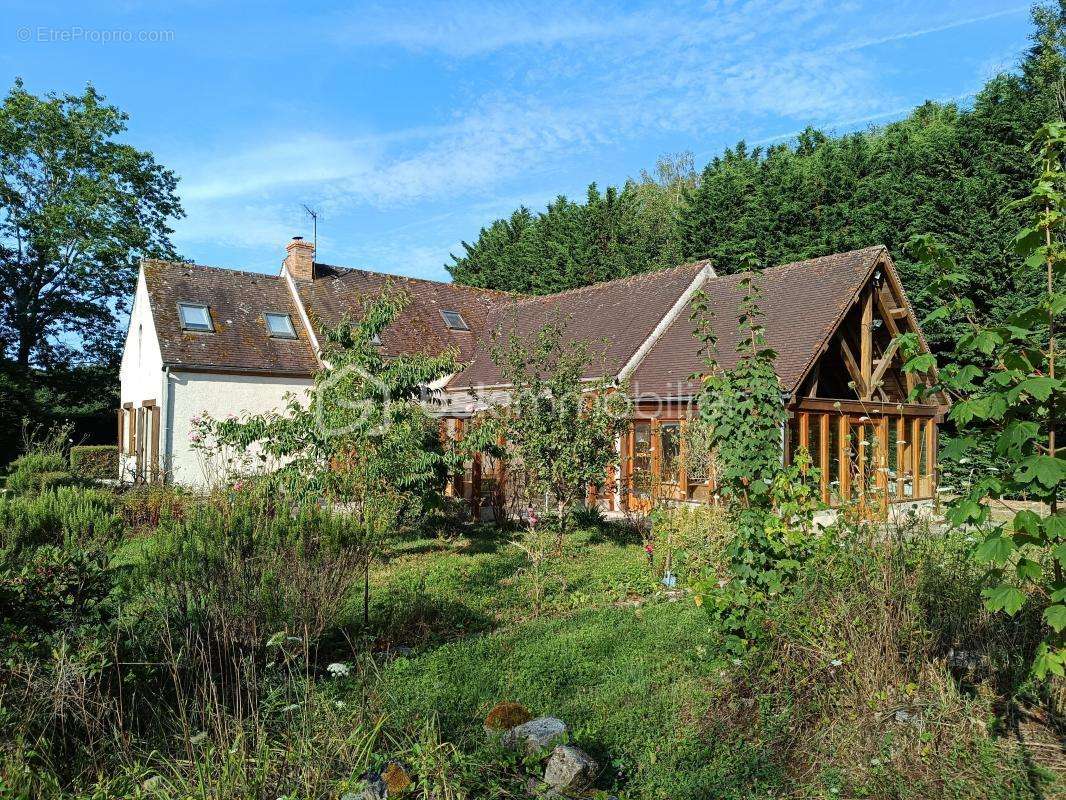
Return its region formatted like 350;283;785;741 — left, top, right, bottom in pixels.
1;1;1035;282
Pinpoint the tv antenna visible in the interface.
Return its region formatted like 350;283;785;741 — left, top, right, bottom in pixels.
302;205;318;255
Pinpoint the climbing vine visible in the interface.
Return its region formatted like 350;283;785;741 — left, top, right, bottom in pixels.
690;259;821;651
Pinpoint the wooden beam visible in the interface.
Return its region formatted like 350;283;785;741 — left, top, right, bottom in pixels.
838;415;850;502
860;289;874;399
819;413;830;504
793;397;940;417
806;362;820;398
877;417;889;515
798;412;810;473
896;416;905;500
876;277;918;396
868;338;901;397
839;337;867;398
150;406;161;483
925;419;936;498
911;418;922;499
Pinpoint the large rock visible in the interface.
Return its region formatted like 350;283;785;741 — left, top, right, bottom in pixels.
502;716;567;754
483;701;533;735
354;774;387;800
543;745;598;794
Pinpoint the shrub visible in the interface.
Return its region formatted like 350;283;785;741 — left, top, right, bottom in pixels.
718;520;1043;797
141;493;372;656
0;486;121;557
119;483;190;530
8;452;67;475
70;445;118;480
650;504;731;584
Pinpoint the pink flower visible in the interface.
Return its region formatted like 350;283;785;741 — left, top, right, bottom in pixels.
233;480;244;492
188;431;202;442
644;543;654;554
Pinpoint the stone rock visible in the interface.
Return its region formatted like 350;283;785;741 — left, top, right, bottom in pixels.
357;773;387;800
502;716;567;754
373;645;414;664
483;701;533;735
543;745;598;794
382;761;412;794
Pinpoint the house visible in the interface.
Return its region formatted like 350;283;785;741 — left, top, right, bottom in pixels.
119;237;945;512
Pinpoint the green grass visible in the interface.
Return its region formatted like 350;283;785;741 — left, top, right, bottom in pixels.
361;524;766;798
375;602;774;799
368;524;659;645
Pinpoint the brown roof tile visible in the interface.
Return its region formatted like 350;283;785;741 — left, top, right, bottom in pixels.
295;264;510;362
142;259;319;375
629;246;886;399
447;261;711;389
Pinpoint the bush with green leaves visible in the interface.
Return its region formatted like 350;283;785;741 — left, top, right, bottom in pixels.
0;485;119;560
69;445;118;480
688;264;822;650
649;503;731;585
898;121;1065;678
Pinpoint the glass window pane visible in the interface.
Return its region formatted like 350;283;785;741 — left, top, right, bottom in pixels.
440;310;469;330
660;423;680;484
179;303;212;331
632;424;651;498
807;415;820;470
265;312;296;338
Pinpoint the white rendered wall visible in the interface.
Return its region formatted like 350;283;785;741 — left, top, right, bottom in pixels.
167;371;312;487
118;267;165;479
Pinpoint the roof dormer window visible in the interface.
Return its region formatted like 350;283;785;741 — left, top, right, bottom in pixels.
264;312;297;339
440;310;469;331
178;302;213;332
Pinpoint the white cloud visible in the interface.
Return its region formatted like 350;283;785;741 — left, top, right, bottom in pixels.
172;0;1025;271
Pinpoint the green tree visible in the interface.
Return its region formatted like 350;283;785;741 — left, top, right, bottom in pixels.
0;80;182;368
899;121;1065;678
490;315;627;546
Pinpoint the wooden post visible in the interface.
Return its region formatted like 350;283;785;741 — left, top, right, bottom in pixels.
678;417;689;501
471;452;482;518
924;419;936;498
838;415;850;502
650;419;661;505
819;413;830;504
624;427;634;511
877;416;889;515
856;420;867;513
911;418;922;498
150;405;161;483
453;419;465;500
861;289;874;399
896;416;905;500
798;412;810;473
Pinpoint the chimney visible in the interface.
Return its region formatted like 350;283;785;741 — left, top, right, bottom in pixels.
284;236;315;280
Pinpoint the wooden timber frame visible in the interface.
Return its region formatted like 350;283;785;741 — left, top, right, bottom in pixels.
443;250;947;519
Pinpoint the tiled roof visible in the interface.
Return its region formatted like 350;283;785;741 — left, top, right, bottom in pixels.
446;261;711;390
142;246;892;398
142;259;318;375
629;246;887;399
294;264;508;362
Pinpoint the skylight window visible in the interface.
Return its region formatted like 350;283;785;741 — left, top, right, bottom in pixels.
264;312;297;339
440;310;469;331
178;302;213;332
